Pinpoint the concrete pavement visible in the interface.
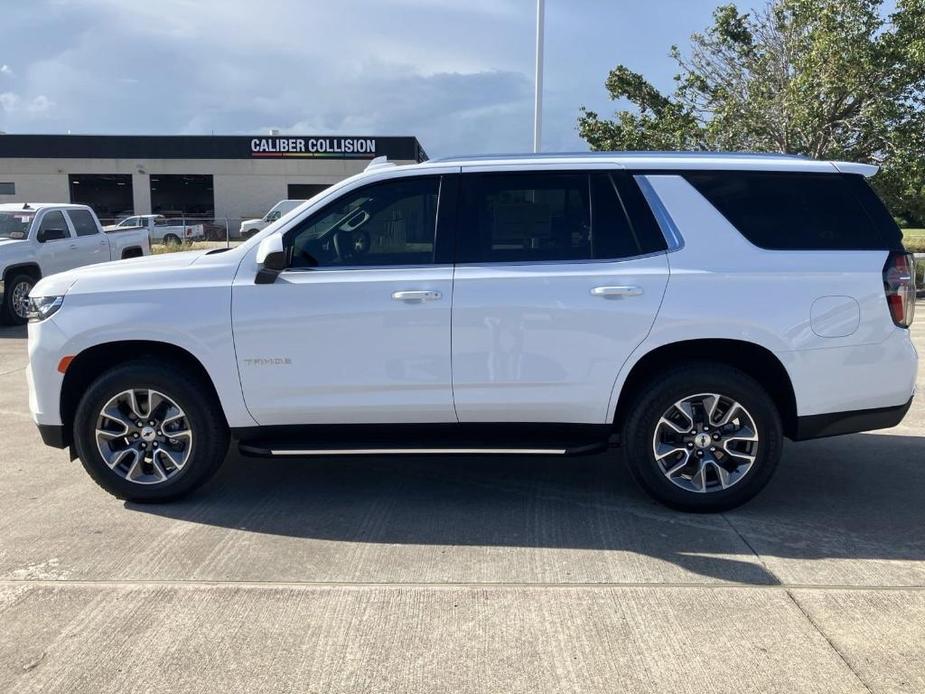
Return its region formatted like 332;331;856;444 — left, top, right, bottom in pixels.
0;313;923;693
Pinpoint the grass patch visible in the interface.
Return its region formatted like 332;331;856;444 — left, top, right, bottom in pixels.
903;228;925;253
151;241;242;255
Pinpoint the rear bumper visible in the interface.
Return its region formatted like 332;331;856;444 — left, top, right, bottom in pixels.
793;395;914;441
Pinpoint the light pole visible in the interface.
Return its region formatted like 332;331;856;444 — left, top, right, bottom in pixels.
533;0;545;153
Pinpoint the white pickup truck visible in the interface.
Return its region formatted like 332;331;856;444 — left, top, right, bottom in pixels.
106;215;205;245
0;203;150;324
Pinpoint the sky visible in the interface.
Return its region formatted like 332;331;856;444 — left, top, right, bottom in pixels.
0;0;764;158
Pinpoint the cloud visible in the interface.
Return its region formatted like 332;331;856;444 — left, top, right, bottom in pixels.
0;92;54;115
0;0;753;155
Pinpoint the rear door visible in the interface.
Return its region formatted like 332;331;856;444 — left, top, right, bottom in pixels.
64;208;108;266
451;169;670;423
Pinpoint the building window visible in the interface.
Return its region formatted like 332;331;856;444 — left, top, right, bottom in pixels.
0;182;15;195
68;174;133;222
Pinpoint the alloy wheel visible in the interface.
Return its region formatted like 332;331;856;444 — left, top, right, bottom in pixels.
95;388;193;485
651;392;759;494
11;279;32;320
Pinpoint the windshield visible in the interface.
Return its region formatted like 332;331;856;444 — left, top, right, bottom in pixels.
0;211;37;239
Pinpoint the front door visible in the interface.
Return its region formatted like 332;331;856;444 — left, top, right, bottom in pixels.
232;173;457;425
451;169;671;424
32;209;74;276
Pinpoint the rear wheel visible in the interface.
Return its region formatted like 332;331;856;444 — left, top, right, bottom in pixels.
0;273;35;325
73;360;228;502
163;233;181;246
622;363;782;512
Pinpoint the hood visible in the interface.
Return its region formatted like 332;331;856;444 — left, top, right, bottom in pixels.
0;237;26;250
32;250;208;297
241;218;264;227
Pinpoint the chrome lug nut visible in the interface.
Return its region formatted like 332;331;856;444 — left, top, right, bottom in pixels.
132;432;139;439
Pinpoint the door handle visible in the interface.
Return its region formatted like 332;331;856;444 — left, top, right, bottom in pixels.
391;290;442;302
591;285;643;298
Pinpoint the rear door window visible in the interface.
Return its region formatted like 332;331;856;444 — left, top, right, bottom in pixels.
684;171;904;251
67;209;99;237
457;171;666;263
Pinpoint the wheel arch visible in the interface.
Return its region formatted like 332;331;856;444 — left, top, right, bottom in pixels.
3;262;42;283
60;340;227;447
120;246;143;259
613;338;798;439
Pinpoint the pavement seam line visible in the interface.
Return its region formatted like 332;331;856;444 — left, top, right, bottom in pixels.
785;589;875;694
3;579;925;590
0;366;26;377
719;513;876;693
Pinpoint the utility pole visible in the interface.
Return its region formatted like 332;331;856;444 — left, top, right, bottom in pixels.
533;0;545;153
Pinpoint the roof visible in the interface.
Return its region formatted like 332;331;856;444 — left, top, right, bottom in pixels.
419;151;878;176
0;203;89;211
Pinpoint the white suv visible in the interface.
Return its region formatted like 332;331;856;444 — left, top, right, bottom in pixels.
26;153;918;512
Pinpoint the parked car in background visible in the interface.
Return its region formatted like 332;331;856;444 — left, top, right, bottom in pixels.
106;215;205;245
25;153;917;511
0;203;149;324
239;199;305;238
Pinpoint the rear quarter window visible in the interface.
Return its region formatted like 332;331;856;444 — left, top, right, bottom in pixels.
683;171;904;251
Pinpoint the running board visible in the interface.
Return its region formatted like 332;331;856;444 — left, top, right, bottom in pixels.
233;423;612;459
240;445;573;457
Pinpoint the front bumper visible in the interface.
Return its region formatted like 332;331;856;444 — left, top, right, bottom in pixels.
37;423;67;448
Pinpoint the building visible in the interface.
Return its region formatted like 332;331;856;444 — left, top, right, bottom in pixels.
0;134;427;225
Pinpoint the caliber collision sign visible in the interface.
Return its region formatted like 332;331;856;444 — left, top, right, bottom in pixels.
250;137;377;158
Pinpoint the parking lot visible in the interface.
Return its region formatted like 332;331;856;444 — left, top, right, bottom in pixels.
0;312;922;694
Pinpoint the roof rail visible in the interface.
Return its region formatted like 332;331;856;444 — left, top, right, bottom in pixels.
365;156;397;172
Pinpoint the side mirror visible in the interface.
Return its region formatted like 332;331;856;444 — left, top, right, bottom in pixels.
37;228;68;243
255;234;287;284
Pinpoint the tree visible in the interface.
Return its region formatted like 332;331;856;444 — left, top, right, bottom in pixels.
578;0;925;224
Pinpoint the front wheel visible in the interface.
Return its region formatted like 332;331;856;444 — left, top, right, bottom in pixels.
0;273;35;325
73;360;229;502
622;363;782;512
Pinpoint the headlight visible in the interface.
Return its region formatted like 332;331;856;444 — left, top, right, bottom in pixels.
26;295;64;323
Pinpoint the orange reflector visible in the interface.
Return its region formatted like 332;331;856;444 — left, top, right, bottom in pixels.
57;356;75;374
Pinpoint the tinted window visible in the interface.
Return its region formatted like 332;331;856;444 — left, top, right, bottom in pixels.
38;210;69;239
0;182;14;195
288;176;439;268
684;171;903;250
459;172;590;262
592;173;668;258
458;171;665;263
67;209;99;236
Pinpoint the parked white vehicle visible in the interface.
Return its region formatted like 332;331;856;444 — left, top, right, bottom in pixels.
107;215;205;245
26;153;918;511
0;203;149;325
239;200;305;238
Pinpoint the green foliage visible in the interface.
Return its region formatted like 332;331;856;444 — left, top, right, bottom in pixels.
578;0;925;223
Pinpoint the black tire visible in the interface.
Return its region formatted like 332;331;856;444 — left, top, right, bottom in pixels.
622;362;782;513
243;228;260;239
73;359;229;502
163;233;181;246
0;273;35;325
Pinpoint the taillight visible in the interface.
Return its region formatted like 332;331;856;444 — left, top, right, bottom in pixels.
883;252;916;328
